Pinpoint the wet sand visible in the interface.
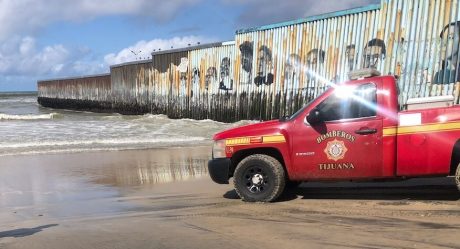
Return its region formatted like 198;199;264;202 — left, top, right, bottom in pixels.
1;147;460;249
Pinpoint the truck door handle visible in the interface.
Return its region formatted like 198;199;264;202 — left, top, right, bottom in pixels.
355;128;377;135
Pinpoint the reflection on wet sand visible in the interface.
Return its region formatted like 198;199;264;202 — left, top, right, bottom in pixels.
136;158;208;185
0;146;212;219
88;147;211;187
99;150;209;186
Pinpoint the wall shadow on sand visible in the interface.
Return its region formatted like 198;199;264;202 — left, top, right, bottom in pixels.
0;224;58;238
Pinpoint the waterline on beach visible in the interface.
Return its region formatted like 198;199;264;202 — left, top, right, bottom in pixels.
0;92;254;156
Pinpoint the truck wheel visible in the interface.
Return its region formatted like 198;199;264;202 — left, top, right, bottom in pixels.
233;154;285;202
456;164;460;192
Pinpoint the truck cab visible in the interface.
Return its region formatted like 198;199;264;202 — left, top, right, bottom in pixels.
208;69;460;202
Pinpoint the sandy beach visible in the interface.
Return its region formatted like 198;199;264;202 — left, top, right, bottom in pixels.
1;146;460;249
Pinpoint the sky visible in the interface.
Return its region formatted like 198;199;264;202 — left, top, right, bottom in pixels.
0;0;380;92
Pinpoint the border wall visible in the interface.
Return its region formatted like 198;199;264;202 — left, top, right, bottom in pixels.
37;0;460;122
110;60;153;114
37;74;112;111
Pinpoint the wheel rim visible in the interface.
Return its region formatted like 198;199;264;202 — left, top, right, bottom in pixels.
456;168;460;186
243;165;271;194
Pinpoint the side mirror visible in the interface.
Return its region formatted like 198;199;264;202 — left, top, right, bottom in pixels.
279;115;290;122
306;108;322;125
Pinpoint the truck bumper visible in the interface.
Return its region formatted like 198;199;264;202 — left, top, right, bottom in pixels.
208;158;231;184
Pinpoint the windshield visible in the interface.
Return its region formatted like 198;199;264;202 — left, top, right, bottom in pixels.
288;89;331;120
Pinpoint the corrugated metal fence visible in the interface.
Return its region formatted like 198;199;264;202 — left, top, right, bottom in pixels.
234;0;460;119
109;42;236;121
38;74;111;101
37;0;460;122
111;60;153;114
37;74;112;111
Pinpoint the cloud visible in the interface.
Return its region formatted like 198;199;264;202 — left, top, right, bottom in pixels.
0;36;68;76
223;0;381;27
0;36;107;80
0;0;203;41
0;39;107;90
104;35;215;65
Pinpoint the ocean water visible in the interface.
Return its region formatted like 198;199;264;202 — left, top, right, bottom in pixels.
0;92;250;157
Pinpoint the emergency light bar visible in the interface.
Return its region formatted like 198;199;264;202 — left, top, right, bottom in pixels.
348;68;381;80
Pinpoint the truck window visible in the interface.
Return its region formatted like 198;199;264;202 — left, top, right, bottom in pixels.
289;90;330;120
316;83;377;121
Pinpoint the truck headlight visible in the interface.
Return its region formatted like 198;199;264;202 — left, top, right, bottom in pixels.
212;140;227;159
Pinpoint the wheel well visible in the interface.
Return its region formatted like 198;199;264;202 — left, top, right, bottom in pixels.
450;140;460;175
230;148;286;177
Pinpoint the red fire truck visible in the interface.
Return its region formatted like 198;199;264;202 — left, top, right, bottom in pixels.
208;69;460;202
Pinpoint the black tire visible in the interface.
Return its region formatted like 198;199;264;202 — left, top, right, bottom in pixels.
233;154;285;202
456;163;460;192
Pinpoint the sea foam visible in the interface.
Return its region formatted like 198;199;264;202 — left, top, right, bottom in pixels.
0;113;61;120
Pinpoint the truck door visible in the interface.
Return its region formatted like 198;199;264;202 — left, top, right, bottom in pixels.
291;83;383;180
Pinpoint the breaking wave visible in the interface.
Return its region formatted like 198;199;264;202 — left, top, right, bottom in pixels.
0;113;61;120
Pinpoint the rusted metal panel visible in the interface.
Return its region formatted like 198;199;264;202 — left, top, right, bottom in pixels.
37;74;112;111
105;42;236;120
160;42;236;121
110;60;153;114
37;74;111;101
235;0;460;116
235;6;384;119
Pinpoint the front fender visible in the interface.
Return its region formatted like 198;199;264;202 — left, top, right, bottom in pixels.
229;142;294;180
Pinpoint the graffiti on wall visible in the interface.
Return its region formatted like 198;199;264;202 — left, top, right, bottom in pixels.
219;57;233;91
205;67;218;91
165;56;235;94
363;38;386;69
345;44;356;72
434;21;460;84
192;67;200;85
306;49;325;87
157;18;460;100
254;45;274;86
306;49;325;69
242;38;388;90
178;57;189;96
284;53;301;88
239;41;253;85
